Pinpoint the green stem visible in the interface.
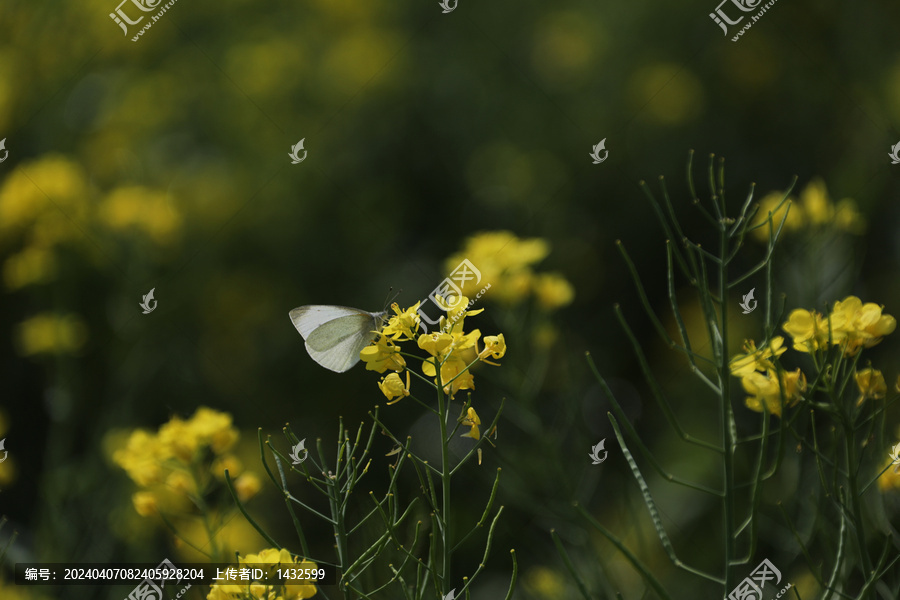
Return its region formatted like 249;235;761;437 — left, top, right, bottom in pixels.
720;215;736;592
327;456;351;599
437;361;452;595
845;418;874;588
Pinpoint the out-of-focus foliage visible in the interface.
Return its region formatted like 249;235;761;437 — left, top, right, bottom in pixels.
1;0;900;598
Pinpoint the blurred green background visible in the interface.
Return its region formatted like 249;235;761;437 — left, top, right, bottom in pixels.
2;0;900;598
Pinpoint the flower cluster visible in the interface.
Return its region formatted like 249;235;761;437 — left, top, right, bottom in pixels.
730;296;895;417
751;178;865;241
206;548;317;600
112;407;260;517
783;296;895;356
444;231;574;309
361;298;505;438
729;337;805;416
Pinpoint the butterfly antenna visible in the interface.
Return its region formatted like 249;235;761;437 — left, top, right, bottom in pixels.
381;287;402;313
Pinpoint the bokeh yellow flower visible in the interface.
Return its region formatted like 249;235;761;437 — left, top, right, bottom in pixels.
113;407;251;518
533;272;575;310
234;473;262;502
3;246;57;290
444;231;573;310
212;455;243;480
752;192;803;241
524;566;567;599
751;178;865;241
800;178;834;225
98;185;182;246
132;491;159;517
113;429;170;486
855;368;887;406
15;312;88;356
0;156;89;234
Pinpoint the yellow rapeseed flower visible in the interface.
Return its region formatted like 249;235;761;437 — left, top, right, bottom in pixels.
113;430;171;486
157;417;200;462
830;296;896;356
417;332;454;357
461;407;481;440
360;337;406;373
479;334;507;362
207;548;317;600
855;368;887;406
729;337;786;378
380;302;421;340
423;354;476;398
436;294;483;334
782;309;832;353
741;368;806;417
189;407;240;454
378;371;410;404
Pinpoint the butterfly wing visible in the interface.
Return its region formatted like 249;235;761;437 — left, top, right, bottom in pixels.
289;305;385;373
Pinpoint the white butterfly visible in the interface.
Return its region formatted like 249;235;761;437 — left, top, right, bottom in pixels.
289;305;387;373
